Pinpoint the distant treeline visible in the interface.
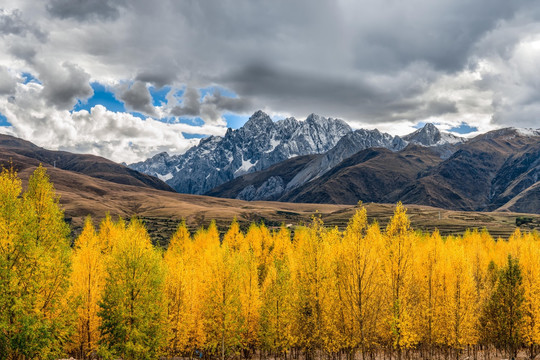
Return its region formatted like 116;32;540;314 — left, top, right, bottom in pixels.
1;165;540;360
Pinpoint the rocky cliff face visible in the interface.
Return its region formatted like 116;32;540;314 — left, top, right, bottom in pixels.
129;111;352;194
206;122;467;202
131;111;470;198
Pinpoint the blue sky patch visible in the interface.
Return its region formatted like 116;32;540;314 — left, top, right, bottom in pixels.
73;82;126;113
223;113;249;129
149;86;170;106
0;113;11;126
449;122;478;134
182;132;207;139
22;72;41;85
131;112;147;120
179;117;205;126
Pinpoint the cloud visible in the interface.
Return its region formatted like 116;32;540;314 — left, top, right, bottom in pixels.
0;81;227;163
170;87;200;117
170;87;253;125
136;68;179;89
46;0;127;22
9;42;37;62
221;61;439;123
0;9;47;41
37;61;93;110
116;81;157;117
0;66;17;95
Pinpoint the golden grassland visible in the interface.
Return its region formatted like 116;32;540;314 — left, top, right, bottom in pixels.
7;159;539;243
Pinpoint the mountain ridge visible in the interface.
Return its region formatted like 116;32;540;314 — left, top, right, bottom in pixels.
0;134;174;192
129;111;353;194
203;119;540;214
130;110;466;194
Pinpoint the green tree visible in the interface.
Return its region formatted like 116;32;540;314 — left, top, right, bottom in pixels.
482;255;524;360
98;218;166;360
0;165;73;359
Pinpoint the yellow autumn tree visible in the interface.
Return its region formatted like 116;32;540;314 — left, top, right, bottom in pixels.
381;202;419;358
164;220;192;356
416;230;443;355
514;229;540;359
223;217;244;251
260;227;294;356
337;208;384;357
69;217;106;359
436;238;478;353
237;224;262;358
203;240;244;360
0;165;73;360
290;216;335;358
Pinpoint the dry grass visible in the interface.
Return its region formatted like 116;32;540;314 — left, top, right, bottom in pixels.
9;164;540;245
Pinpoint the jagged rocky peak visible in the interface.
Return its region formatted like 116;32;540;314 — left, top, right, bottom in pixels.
306;113;324;123
305;113;351;129
129;110;354;194
242;110;274;130
276;117;300;133
403;123;442;146
403;123;465;147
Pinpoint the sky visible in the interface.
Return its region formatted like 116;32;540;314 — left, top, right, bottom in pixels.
0;0;539;163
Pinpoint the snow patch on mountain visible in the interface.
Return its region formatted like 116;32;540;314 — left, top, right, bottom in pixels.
157;172;173;182
514;128;540;137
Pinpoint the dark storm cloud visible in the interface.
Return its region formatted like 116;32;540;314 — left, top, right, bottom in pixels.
203;91;252;113
350;1;527;73
170;87;200;117
426;100;459;116
9;43;37;62
46;0;127;22
222;62;434;122
116;81;157;116
39;62;93;110
171;87;253;124
0;9;47;41
136;71;178;89
160;0;532;124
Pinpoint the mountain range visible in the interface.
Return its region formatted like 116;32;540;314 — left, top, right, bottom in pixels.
208;125;540;213
129;111;466;194
1;130;539;242
130;111;353;194
0;134;174;192
129;110;540;214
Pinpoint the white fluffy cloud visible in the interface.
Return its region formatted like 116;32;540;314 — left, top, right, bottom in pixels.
0;81;226;163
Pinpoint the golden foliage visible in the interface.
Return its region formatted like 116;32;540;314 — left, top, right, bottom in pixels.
3;167;540;359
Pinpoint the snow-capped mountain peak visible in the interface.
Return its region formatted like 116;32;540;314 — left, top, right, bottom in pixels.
129;114;469;195
403;123;466;146
242;110;274;132
129;110;352;194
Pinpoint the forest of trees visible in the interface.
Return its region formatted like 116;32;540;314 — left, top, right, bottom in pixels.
1;165;540;360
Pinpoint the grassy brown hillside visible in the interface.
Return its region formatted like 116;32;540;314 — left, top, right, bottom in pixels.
7;162;540;244
0;134;174;191
2;147;538;246
282;145;442;204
